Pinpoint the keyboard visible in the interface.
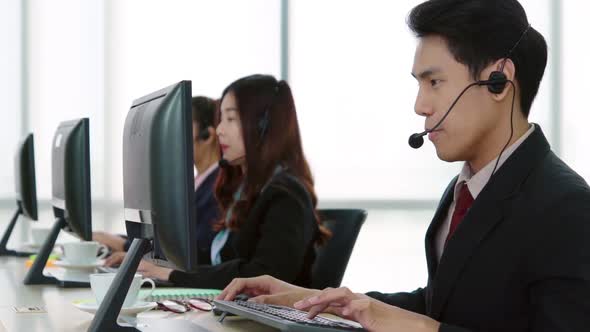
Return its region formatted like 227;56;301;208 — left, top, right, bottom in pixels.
213;300;366;332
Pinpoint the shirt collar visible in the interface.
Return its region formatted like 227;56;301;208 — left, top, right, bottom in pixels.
195;163;219;190
455;123;536;200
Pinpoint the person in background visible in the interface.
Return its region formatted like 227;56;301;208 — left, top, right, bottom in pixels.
95;96;221;263
115;74;330;289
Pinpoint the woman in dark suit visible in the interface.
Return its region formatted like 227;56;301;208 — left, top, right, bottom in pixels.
134;74;330;289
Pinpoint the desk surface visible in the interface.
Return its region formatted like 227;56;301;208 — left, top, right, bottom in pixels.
0;257;277;332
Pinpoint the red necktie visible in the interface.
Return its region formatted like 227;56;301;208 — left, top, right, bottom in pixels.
445;182;474;244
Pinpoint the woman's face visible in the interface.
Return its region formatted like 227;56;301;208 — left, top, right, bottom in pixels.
217;91;246;164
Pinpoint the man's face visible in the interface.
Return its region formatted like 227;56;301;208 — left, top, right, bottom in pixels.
192;121;203;166
412;35;500;163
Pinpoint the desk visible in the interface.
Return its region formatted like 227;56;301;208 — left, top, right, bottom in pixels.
0;257;277;332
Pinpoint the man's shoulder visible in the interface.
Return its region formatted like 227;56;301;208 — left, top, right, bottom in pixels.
527;151;590;198
516;151;590;223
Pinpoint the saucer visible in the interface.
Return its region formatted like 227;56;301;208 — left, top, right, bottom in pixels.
72;299;157;315
54;259;105;270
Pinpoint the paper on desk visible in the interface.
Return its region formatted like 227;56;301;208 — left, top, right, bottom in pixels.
13;306;47;313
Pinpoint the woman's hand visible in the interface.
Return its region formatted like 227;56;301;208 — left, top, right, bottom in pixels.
136;260;173;281
104;251;126;267
92;231;126;252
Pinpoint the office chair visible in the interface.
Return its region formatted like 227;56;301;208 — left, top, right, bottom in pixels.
311;209;367;290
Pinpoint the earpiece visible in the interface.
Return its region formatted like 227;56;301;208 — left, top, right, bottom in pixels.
478;71;508;94
257;84;280;143
197;128;210;141
477;24;531;95
257;110;270;141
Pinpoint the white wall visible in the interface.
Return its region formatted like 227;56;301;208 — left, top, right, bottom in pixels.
0;0;22;198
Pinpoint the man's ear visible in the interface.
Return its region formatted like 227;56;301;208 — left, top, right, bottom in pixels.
204;126;216;143
487;58;516;102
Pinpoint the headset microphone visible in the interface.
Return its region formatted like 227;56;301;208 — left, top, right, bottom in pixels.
408;81;484;149
408;73;509;149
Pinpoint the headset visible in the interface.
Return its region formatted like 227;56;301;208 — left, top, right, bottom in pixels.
198;126;211;141
219;81;281;168
195;98;217;141
409;24;531;149
408;24;531;176
257;83;281;143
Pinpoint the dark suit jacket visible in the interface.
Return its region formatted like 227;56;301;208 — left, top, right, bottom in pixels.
169;170;319;289
368;126;590;331
194;167;220;264
123;168;220;262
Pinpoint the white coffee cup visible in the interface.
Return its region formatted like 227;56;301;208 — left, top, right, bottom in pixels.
30;226;52;246
90;273;156;308
62;241;108;265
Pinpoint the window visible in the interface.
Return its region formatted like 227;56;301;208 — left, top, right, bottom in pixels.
290;0;553;201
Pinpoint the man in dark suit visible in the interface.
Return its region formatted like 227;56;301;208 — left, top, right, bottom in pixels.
96;96;221;265
187;96;222;263
217;1;590;331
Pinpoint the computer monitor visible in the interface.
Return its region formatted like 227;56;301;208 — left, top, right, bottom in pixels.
0;133;38;257
51;118;92;240
24;118;93;286
89;81;197;332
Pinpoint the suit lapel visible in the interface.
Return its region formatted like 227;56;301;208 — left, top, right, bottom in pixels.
428;125;551;318
424;178;456;315
425;177;457;278
429;187;510;317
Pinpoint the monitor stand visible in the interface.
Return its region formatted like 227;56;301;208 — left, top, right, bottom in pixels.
0;204;35;257
22;217;88;287
88;239;207;331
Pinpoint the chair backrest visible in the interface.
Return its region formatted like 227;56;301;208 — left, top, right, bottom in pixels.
311;209;367;290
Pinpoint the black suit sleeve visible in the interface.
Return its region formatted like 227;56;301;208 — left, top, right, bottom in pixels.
526;192;590;332
365;290;471;332
366;288;427;315
169;190;312;289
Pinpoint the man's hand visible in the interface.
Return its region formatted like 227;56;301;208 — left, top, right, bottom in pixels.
295;287;441;332
217;275;317;305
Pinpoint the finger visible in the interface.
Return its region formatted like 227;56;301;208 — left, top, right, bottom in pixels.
249;294;269;304
249;292;289;306
216;279;236;300
222;278;247;301
306;302;330;319
104;257;115;267
294;287;351;310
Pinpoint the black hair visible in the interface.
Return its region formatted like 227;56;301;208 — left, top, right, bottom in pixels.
191;96;217;136
408;0;548;117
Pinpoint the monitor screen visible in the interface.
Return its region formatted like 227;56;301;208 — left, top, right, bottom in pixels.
14;133;38;220
123;81;197;272
51;118;92;240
